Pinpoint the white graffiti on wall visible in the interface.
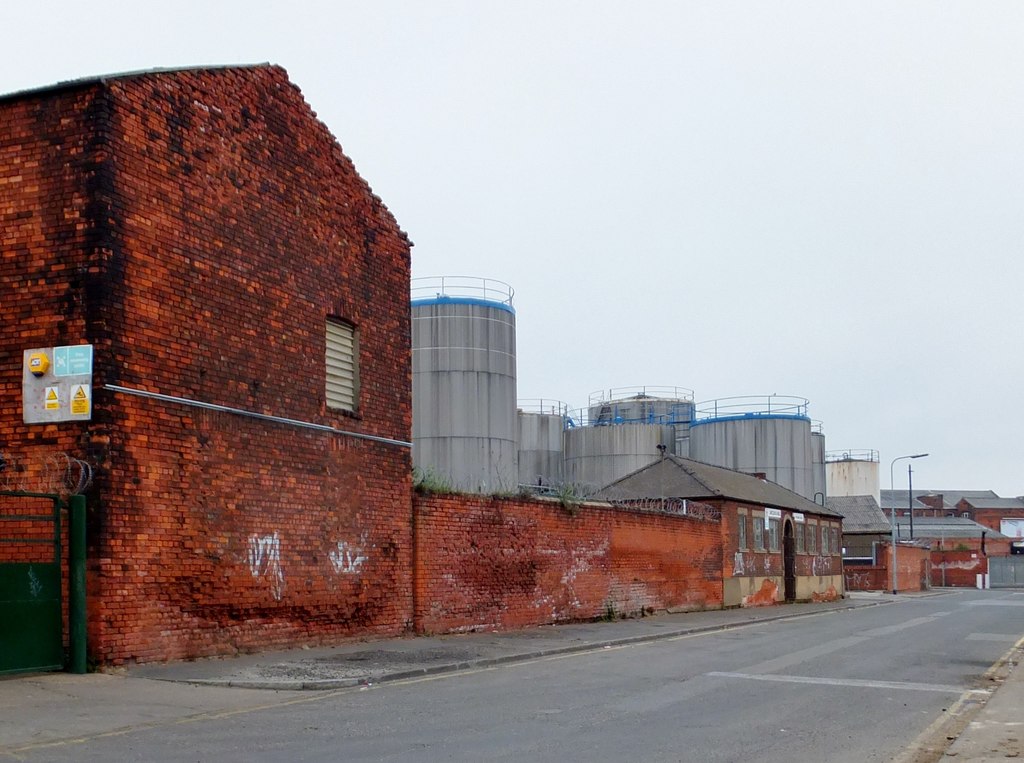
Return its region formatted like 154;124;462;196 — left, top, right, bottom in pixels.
532;538;610;619
248;531;285;600
811;555;833;577
27;566;43;598
329;534;369;575
734;552;745;576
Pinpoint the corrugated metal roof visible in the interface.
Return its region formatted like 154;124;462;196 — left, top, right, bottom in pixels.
958;497;1024;510
893;516;1008;540
593;455;840;518
828;495;890;533
879;489;1000;510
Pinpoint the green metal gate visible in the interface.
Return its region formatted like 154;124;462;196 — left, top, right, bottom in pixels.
0;492;63;674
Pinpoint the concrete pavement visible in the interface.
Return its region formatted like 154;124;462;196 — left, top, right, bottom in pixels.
129;594;881;690
938;631;1024;762
1;591;1020;760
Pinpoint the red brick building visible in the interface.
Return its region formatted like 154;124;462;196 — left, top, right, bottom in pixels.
594;456;845;605
0;65;413;665
955;496;1024;541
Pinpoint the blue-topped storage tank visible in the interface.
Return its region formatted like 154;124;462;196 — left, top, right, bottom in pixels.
689;395;816;501
563;387;694;494
411;276;517;493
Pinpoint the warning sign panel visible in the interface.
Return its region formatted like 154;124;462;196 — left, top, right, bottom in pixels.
70;384;91;416
22;344;94;424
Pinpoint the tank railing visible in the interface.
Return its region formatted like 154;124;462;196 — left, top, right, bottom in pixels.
519;481;602;499
588;385;694;406
825;449;880;463
565;404;693;429
411;276;514;306
694;395;809;421
811;419;825;435
517;399;570;416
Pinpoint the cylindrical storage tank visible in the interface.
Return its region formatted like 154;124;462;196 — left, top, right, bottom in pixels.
563;423;676;495
825;450;880;504
412;276;517;493
811;423;827;504
517;399;567;487
689;396;815;500
586;386;695;462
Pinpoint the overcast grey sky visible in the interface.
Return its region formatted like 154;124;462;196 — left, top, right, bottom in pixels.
5;1;1022;495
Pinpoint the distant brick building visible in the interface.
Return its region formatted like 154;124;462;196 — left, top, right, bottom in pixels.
955;497;1024;541
594;456;845;605
0;65;413;665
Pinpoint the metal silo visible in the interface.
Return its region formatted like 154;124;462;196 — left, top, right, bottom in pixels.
563;387;693;494
825;449;880;504
516;399;568;487
811;422;827;505
411;276;517;493
689;395;815;500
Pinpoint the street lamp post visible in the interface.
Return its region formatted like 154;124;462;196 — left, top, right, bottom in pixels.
890;453;929;595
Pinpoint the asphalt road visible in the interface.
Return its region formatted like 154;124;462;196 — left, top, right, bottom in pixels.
13;589;1024;762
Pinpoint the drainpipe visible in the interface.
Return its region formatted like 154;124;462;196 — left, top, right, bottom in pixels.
68;494;87;674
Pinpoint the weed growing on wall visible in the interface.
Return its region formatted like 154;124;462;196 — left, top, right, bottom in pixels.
413;467;458;495
554;483;583;515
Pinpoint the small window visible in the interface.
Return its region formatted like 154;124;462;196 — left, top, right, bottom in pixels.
808;524;817;554
768;519;780;552
326;318;359;412
821;526;829;555
753;517;765;551
832;527;840;555
738;515;747;550
795;523;805;553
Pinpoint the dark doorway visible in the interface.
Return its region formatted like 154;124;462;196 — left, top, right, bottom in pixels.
783;520;796;602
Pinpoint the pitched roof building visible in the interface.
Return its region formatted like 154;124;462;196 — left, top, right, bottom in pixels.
1;65;413;668
594;455;844;607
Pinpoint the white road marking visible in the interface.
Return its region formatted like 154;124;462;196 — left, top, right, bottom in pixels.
966;633;1022;642
707;671;990;695
861;613;951;637
741;636;869;674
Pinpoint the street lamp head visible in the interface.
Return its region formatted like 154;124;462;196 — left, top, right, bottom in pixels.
910;453;929;459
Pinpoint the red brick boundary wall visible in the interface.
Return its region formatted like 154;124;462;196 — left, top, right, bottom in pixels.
931;550;988;588
843;566;887;591
844;543;932;592
893;544;932;591
413;494;723;633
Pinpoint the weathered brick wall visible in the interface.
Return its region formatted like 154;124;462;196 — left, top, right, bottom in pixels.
0;85;103;465
931;549;988;587
413;494;723;634
843;565;888;591
843;544;930;591
892;543;931;592
1;66;414;665
0;82;108;658
0;495;62;564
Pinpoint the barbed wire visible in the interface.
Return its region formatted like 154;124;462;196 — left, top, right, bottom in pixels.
607;497;721;522
0;452;94;496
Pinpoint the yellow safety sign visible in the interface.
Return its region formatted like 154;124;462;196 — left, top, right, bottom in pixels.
70;385;90;415
45;387;59;410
